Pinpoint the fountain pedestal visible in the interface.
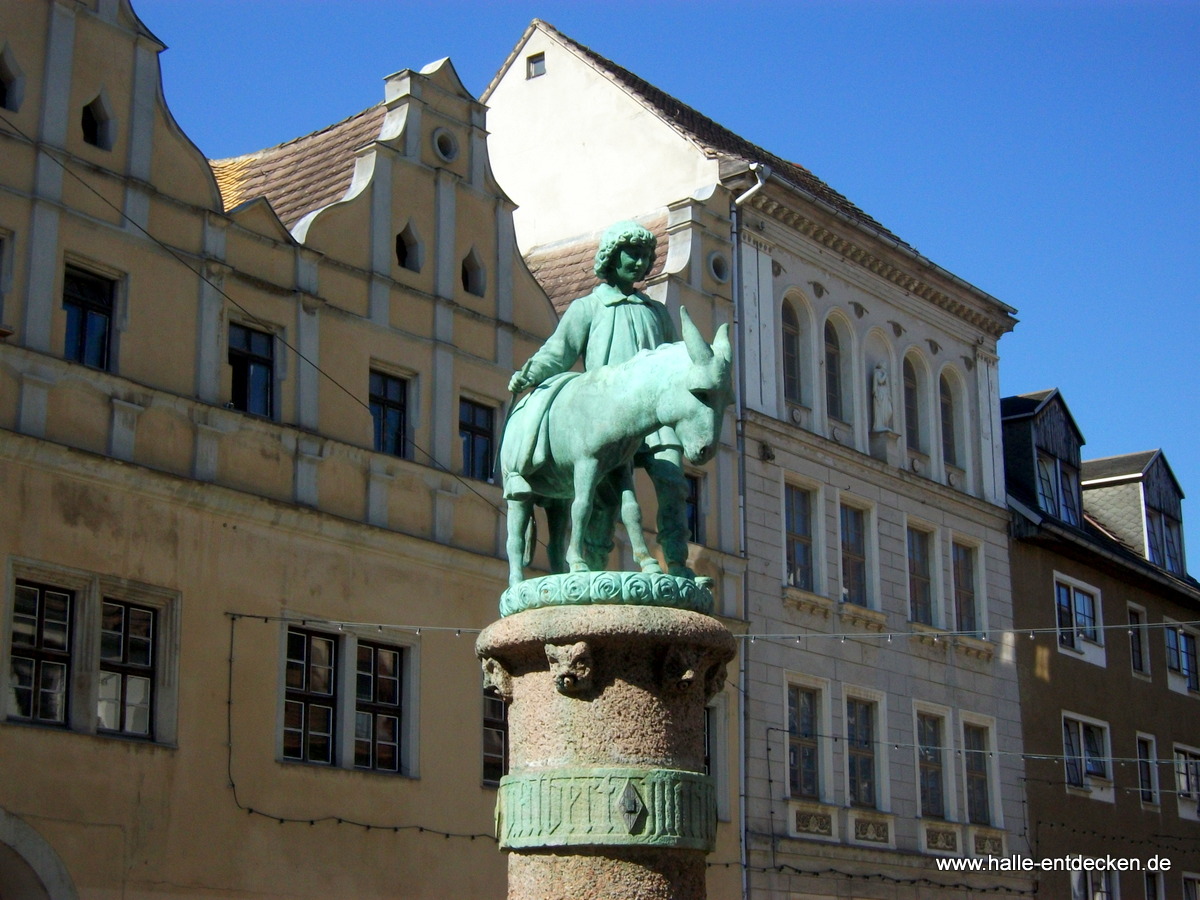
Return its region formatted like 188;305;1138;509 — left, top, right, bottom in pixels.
477;573;735;900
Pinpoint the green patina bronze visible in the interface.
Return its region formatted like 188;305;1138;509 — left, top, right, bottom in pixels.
496;767;717;851
500;221;733;594
499;571;713;618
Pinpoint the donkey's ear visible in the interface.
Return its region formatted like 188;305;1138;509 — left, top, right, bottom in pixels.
680;305;713;364
713;323;732;362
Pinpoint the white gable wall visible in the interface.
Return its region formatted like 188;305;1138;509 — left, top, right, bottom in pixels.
485;28;719;250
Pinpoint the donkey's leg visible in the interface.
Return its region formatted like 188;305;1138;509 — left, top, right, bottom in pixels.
567;458;599;572
506;499;533;587
616;465;663;574
544;501;569;574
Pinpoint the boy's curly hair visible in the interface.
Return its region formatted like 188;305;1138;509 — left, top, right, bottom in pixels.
593;220;657;280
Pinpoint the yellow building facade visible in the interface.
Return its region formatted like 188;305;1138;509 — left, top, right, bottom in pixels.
0;2;744;897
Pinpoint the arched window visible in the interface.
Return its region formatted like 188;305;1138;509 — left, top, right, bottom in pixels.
824;321;843;422
782;301;802;404
940;373;958;467
903;357;921;451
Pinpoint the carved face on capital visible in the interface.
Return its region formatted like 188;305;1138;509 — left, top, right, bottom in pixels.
610;243;653;293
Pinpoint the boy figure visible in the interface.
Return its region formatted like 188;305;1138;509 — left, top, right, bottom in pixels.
507;220;694;577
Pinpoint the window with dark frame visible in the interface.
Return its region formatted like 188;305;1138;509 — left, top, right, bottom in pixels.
1062;717;1108;787
459;398;494;481
1129;608;1147;673
840;504;867;606
370;370;408;458
846;698;875;808
907;527;932;625
354;641;403;773
963;724;991;825
284;628;337;765
940;374;958;467
787;685;818;799
1056;581;1098;649
1137;737;1156;803
1177;747;1200;799
781;301;802;404
1167;626;1199;691
228;322;274;417
785;485;814;592
952;542;978;635
63;266;114;371
917;713;944;818
483;687;509;785
903;357;920;451
9;581;72;725
823;321;843;422
97;600;155;737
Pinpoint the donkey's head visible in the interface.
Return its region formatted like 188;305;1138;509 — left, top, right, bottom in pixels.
665;307;734;465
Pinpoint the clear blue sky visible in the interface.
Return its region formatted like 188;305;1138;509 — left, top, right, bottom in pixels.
137;0;1200;564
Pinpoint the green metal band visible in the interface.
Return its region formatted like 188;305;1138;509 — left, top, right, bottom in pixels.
499;572;714;618
496;767;717;851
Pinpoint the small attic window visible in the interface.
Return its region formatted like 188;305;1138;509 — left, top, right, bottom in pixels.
82;93;114;150
526;53;546;79
395;222;422;273
461;248;485;297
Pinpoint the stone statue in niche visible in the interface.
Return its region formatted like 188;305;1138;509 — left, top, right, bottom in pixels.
500;221;733;588
871;363;893;432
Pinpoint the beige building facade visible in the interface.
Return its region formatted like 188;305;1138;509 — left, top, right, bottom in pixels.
0;2;750;897
487;20;1035;898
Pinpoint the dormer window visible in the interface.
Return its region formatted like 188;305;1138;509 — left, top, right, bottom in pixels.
1037;453;1080;526
1147;509;1184;575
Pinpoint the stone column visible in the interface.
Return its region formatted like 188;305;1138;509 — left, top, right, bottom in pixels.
477;572;735;900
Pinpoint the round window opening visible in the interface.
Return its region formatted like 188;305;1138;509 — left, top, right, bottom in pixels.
707;251;730;284
432;128;459;163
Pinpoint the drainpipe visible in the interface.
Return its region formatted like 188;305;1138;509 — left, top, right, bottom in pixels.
730;162;768;900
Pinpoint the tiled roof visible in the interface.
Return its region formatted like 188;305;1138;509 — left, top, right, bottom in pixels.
210;104;387;229
1081;450;1159;483
524;215;668;315
520;19;908;251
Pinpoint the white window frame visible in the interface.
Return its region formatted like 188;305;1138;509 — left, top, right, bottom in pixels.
1164;618;1200;696
277;620;420;777
1054;572;1106;668
836;493;877;610
1;558;180;745
958;712;1002;828
1061;711;1114;802
1175;742;1200;822
1136;732;1160;806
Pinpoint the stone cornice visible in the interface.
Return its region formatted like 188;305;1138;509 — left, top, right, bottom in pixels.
745;192;1014;339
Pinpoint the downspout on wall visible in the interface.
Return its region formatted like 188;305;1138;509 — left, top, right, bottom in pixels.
730;162;768;900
